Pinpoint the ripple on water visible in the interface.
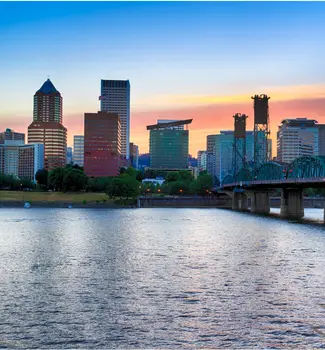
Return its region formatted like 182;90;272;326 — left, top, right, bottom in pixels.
0;208;325;348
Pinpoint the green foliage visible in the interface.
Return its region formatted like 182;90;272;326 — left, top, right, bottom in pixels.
194;173;213;195
87;177;113;192
35;169;48;187
166;172;179;182
0;174;20;190
20;177;35;190
48;166;87;192
168;181;190;195
48;167;65;191
62;168;88;192
107;174;140;199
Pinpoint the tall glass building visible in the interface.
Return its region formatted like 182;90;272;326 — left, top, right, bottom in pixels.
207;131;255;182
148;120;191;169
100;80;130;159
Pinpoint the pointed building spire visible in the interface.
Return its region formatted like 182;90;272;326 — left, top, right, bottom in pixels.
37;79;59;94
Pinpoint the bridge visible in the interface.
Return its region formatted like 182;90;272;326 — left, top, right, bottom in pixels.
219;156;325;221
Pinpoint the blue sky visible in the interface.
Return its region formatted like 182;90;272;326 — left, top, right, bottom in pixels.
1;2;325;153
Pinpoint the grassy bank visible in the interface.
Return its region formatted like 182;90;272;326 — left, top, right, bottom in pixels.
0;191;109;204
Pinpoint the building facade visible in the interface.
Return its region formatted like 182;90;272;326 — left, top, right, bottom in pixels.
100;80;130;159
206;131;255;182
73;135;84;167
129;142;139;169
84;111;121;177
28;121;67;170
148;120;191;170
33;79;62;123
28;79;67;170
277;118;319;164
206;135;218;179
197;150;207;172
66;147;73;164
0;141;44;181
317;124;325;157
0;128;25;144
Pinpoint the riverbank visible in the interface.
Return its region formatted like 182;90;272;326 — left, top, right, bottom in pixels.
0;191;135;208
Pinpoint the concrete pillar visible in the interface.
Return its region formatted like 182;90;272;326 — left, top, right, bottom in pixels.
232;191;248;211
250;191;270;215
280;188;304;220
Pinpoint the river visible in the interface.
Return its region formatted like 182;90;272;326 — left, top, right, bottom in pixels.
0;208;324;348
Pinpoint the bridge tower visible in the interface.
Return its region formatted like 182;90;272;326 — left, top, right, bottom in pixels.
252;94;270;169
232;113;248;177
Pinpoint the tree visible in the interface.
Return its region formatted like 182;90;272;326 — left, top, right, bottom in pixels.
0;174;20;190
107;175;139;199
166;172;179;182
195;173;213;195
48;167;65;191
20;177;35;190
125;167;137;178
62;168;88;192
87;177;113;192
35;169;48;188
169;181;190;195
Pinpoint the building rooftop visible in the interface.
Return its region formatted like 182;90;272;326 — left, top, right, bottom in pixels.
281;118;318;127
147;119;192;130
36;79;59;94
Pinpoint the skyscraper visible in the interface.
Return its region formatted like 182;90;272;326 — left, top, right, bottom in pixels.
197;150;207;172
206;131;255;182
277;118;319;163
100;80;130;159
148;119;191;169
129;142;139;169
28;79;67;170
33;79;62;123
73;135;84;167
84;111;121;177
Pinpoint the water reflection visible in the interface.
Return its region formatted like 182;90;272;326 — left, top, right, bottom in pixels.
0;208;324;348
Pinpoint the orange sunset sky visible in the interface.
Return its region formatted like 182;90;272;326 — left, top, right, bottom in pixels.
1;2;325;157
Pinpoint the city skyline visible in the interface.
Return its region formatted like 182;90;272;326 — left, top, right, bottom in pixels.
1;2;325;155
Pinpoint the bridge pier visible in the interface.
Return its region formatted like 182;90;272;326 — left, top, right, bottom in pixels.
280;188;304;220
250;191;270;215
232;191;248;211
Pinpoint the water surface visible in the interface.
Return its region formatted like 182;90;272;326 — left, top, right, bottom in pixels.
0;208;324;348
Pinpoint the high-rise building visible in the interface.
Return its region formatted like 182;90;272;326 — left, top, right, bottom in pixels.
197;150;207;172
100;80;130;159
147;119;191;169
157;119;184;130
28;121;67;170
66;147;73;164
33;79;62;123
84;111;121;177
207;131;255;182
129;142;139;169
0;141;44;181
28;79;67;170
73;135;84;167
317;124;325;156
277;118;319;164
0;128;25;144
206;135;218;179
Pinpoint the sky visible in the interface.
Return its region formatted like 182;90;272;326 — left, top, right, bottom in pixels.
1;1;325;156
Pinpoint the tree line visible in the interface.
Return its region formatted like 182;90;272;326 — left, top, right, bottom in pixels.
0;165;214;199
34;165;214;198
